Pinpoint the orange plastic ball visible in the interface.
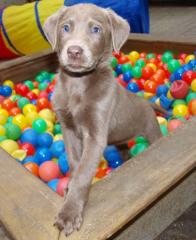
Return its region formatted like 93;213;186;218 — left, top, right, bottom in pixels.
167;119;184;132
39;161;60;182
2;98;16;111
9;107;21;116
144;80;158;93
24;162;39;177
188;99;196;115
151;73;164;84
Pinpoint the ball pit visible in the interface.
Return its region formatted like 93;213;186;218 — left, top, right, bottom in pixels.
0;50;195;197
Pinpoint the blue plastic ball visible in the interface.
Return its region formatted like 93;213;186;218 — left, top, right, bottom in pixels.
156;85;169;97
104;145;123;168
47;179;59;191
48;92;53;101
149;96;158;103
37;133;53;148
50;140;65;158
31;99;37;105
123;71;132;83
35;147;52;164
160;95;173;110
188;59;196;69
127;82;139;93
22;156;39;165
182;64;192;71
58;152;69;174
115;65;123;75
2;86;12;97
20;129;38;146
169;73;176;83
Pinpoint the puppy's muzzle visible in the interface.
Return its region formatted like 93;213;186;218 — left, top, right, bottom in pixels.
67;45;83;60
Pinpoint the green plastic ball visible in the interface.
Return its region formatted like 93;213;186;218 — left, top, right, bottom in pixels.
146;53;156;59
135;59;146;68
172;99;186;107
6;123;21;140
11;94;21;102
32;118;47;133
137;91;144;97
110;57;118;68
135;136;148;144
7;116;13;124
24;80;34;90
161;51;174;63
17;97;30;109
167;59;181;73
54;123;62;135
160;125;168;137
121;63;132;73
112;70;117;77
129;142;148;157
0;136;7;142
38;82;48;91
132;66;142;78
186;92;196;104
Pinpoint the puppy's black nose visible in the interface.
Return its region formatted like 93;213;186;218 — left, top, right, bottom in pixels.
67;45;83;59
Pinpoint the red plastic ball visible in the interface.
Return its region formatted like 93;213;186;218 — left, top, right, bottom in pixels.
38;90;48;99
46;84;54;93
24;162;39;177
142;66;154;79
144;80;158;93
116;77;127;88
19;84;30;97
26;91;37;101
113;51;122;59
151;74;164;85
33;81;39;88
137;78;145;90
188;99;196;115
37;98;50;110
140;52;146;58
56;177;69;196
170;80;189;99
182;70;196;85
118;56;129;64
39;161;60;182
95;168;107;178
20;142;35;156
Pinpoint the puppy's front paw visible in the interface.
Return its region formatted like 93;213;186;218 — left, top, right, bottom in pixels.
54;200;83;236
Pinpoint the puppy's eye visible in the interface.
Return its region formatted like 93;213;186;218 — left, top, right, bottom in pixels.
64;24;70;33
91;26;101;33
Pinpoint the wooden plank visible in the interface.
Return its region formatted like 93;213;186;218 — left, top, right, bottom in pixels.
0;116;195;240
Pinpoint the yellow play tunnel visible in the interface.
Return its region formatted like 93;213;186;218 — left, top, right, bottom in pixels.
0;0;64;58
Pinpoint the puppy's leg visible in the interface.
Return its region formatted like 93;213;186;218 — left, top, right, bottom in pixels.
54;131;107;236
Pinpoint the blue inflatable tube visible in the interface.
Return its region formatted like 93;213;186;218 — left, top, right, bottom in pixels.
64;0;149;33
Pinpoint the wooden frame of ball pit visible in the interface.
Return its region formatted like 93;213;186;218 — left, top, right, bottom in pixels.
0;34;196;240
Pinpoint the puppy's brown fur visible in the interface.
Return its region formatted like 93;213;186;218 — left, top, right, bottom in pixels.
44;4;162;236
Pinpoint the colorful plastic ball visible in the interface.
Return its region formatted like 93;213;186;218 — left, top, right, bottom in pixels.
160;95;173;109
23;103;37;115
12;149;27;161
142;66;154;79
39;161;60;182
24;162;39;176
121;63;132;73
1;86;12;97
35;148;52;164
128;51;140;62
17;97;30;109
186;92;196;104
115;65;123;75
26;111;39;125
103;146;123;168
39;109;55;123
0;139;19;154
144;80;158;93
50;140;65;158
123;71;132;83
170;80;189;99
185;54;195;64
160;124;168;136
37;98;50;110
56;177;69;196
191;79;196;92
1;98;16;110
172;99;186;107
188;99;196;115
12;114;28;129
0;125;6;136
135;136;148;144
127;82;139;93
9;107;21;116
118;55;129;64
173;104;189;117
6;123;21;140
20;142;35;156
37;132;53;148
22;156;39;165
129;142;148;157
0;109;9;125
156;85;169;97
135;59;146;68
182;70;196;85
24;80;34;90
20;128;38;146
167;119;184;132
3;80;14;89
53;124;61;135
162;51;174;63
167;59;181;73
38;82;48;91
95;167;107;178
58;152;69;174
26;92;38;101
110;57;118;68
47;179;59;191
132;66;142;78
32;118;47;133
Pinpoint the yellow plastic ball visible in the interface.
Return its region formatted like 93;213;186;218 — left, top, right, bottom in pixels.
146;63;157;72
185;54;195;64
45;120;54;133
52;158;58;164
53;134;63;141
39;109;55;123
26;112;39;125
32;89;40;96
157;116;167;126
23;104;37;116
92;177;100;184
173;104;189;117
0;125;6;136
143;92;155;99
167;90;174;100
3;80;14;89
11;149;27;161
128;51;140;63
0;109;9;125
12;114;28;129
0;139;19;154
191;79;196;92
99;159;108;169
155;98;160;106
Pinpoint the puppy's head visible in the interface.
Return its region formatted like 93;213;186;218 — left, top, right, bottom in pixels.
43;4;130;73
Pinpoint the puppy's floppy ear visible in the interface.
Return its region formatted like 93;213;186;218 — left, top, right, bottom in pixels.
105;9;130;53
43;7;67;50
